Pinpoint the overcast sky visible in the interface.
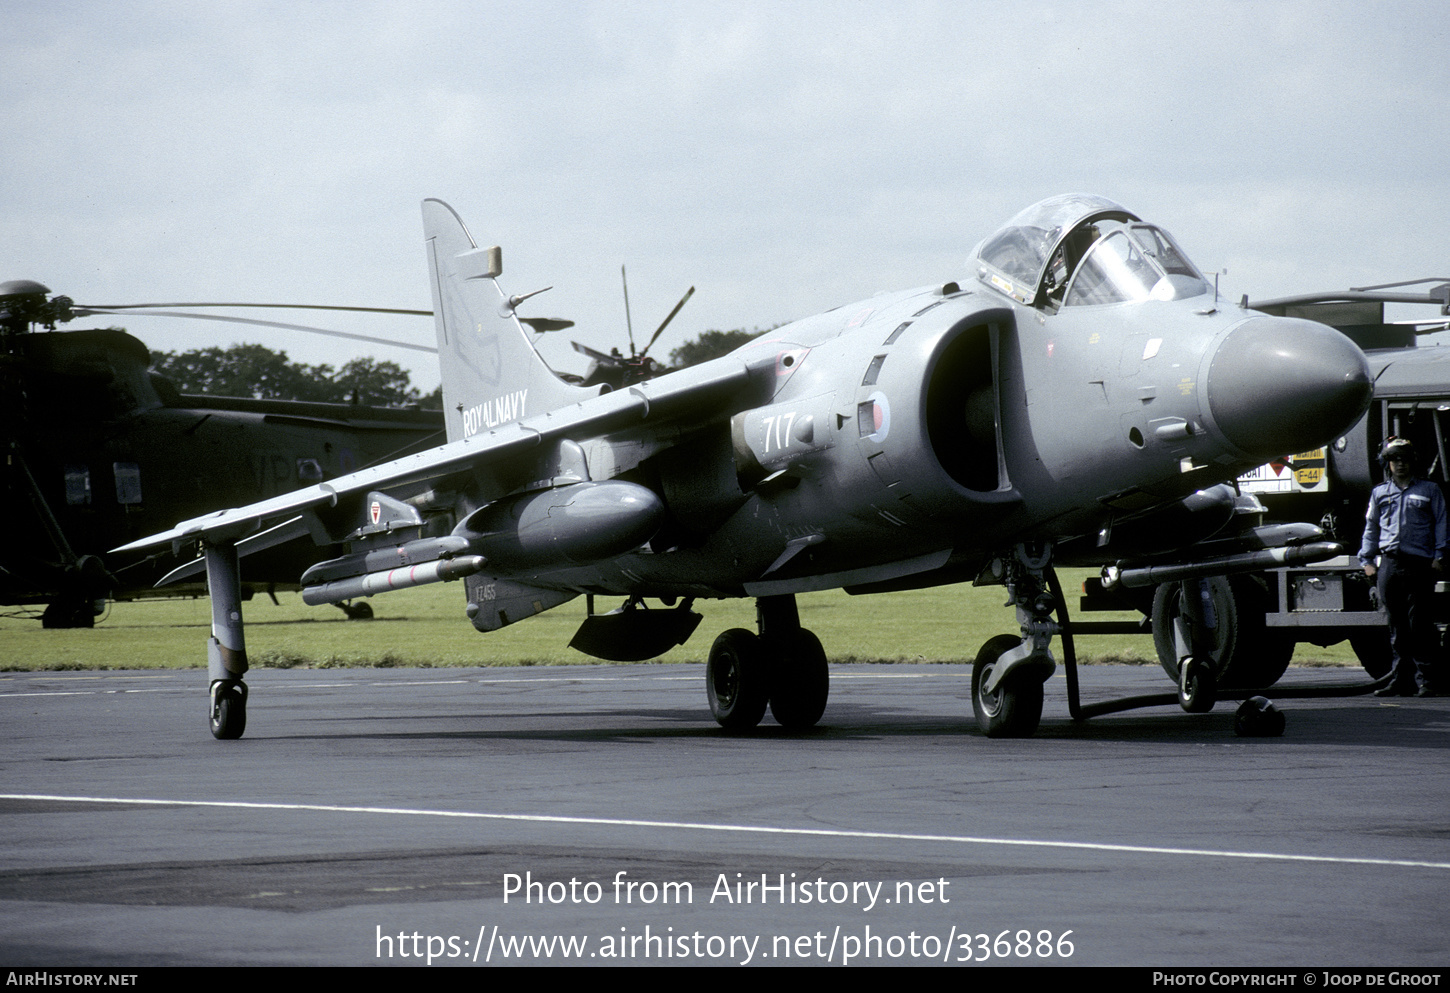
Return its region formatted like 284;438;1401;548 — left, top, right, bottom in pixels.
5;0;1447;391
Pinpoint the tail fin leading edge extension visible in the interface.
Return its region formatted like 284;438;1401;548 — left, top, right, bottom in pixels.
422;199;598;443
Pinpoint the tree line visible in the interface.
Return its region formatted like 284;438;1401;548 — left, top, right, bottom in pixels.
150;345;441;408
666;328;767;368
149;327;772;408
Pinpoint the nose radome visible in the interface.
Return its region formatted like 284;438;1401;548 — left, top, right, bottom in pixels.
1206;317;1372;458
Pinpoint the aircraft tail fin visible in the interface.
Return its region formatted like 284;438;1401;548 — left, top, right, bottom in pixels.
422;199;598;443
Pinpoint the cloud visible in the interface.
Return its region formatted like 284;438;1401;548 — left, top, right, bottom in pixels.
3;0;1447;385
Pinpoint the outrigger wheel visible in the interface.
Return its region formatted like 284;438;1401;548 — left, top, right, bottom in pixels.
210;680;248;740
1170;577;1219;713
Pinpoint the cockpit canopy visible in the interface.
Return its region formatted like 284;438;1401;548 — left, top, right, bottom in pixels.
975;193;1209;308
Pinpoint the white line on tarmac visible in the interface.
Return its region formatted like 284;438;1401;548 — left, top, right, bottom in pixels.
5;793;1448;871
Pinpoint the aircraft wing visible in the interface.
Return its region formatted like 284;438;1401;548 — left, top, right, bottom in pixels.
112;355;773;557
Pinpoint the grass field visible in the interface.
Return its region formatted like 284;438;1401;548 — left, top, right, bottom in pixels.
0;569;1362;672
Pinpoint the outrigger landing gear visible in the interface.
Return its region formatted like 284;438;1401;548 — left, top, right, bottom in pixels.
203;540;250;740
1169;577;1218;713
705;594;829;731
972;544;1058;737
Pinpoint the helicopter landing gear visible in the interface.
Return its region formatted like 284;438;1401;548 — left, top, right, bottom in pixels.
41;596;99;629
705;594;829;731
973;544;1057;737
203;540;250;740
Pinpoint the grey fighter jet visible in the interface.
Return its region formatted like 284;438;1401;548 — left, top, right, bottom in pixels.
115;194;1373;740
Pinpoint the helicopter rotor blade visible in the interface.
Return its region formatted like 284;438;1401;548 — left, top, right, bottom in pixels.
571;340;625;366
71;308;437;353
621;265;636;358
640;286;695;360
518;317;575;333
73;301;433;316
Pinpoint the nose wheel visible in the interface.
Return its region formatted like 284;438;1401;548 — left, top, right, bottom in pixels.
972;634;1045;737
971;545;1058;738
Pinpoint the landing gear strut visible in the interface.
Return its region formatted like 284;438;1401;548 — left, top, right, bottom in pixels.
203;540;250;740
705;594;829;731
972;544;1057;737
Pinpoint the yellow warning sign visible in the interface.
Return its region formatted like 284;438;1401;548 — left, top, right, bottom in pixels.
1291;449;1326;489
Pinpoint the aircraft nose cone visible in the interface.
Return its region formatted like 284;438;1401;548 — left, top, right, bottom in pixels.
1206;317;1371;458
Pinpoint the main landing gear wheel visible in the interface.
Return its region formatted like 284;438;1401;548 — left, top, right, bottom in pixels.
1177;656;1217;713
768;629;829;730
210;681;248;740
707;629;769;730
971;634;1044;738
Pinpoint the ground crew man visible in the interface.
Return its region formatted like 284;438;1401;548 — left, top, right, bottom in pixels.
1359;438;1447;696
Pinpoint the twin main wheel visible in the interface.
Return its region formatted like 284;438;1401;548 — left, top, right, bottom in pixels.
706;628;829;731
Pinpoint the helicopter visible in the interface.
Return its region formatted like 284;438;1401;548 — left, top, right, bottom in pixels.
0;280;444;626
567;267;695;390
115;194;1373;740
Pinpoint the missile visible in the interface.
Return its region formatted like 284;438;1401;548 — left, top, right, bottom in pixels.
301;480;661;605
300;535;471;586
302;555;486;605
